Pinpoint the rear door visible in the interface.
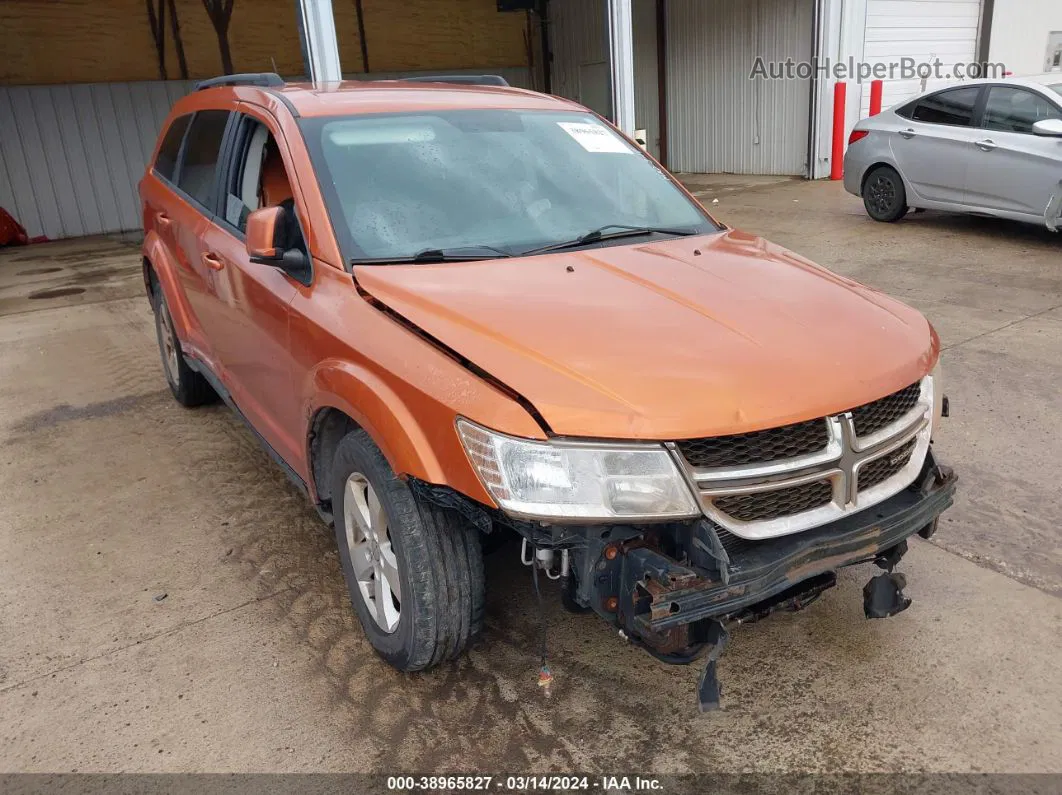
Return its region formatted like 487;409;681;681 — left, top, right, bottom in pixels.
168;109;233;375
891;86;985;206
962;85;1062;218
196;107;304;468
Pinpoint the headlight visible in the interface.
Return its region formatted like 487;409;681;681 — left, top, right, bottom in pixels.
456;419;701;521
931;359;943;435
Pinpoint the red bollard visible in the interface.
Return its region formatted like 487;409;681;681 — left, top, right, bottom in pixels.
831;82;846;181
869;80;883;116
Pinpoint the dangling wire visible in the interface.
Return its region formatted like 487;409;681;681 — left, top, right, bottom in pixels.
531;557;552;697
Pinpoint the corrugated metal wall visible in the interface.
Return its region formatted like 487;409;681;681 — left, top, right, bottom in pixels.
0;81;195;240
548;0;661;159
0;69;532;242
667;0;814;175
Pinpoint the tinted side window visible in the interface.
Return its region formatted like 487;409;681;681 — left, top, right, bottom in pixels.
895;102;916;120
911;87;982;126
983;87;1062;133
155;114;191;182
176;110;230;208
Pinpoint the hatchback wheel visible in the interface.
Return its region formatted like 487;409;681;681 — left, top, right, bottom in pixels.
151;276;216;407
862;166;909;222
330;428;484;671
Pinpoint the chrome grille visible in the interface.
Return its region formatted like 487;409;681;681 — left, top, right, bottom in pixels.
851;382;921;437
858;439;917;491
676;419;828;468
713;480;833;523
676;375;935;540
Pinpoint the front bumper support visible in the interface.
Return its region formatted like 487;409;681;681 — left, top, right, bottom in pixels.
618;455;955;638
587;452;957;710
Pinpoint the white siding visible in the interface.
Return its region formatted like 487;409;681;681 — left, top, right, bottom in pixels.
858;0;983;116
988;0;1062;77
667;0;815;175
0;80;195;240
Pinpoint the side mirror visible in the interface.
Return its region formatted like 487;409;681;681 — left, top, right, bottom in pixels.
1032;118;1062;137
246;206;311;284
246;206;285;262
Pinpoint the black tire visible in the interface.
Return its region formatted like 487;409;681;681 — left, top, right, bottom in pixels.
862;166;909;222
151;274;216;407
330;428;484;671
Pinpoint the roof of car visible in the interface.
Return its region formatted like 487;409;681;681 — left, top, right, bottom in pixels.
266;80;579;118
1014;73;1062;89
889;75;1062;108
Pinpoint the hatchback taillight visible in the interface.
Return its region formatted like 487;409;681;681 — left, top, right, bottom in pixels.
849;130;869;145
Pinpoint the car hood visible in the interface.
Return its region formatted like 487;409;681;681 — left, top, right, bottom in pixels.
353;229;939;440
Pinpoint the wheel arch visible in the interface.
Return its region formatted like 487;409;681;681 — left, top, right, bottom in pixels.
303;359;481;508
861;161;913;199
141;231;195;341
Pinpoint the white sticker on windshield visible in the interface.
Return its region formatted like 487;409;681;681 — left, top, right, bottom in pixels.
557;122;633;153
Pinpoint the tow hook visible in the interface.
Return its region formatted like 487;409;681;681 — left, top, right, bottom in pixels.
863;540;912;618
696;620;729;712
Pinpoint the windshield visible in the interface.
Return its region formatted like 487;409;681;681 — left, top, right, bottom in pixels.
302;109;718;262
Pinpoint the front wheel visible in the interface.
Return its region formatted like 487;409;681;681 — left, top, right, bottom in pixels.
330;429;484;671
862;166;909;222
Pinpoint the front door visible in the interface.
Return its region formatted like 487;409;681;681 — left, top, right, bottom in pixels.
891;85;984;206
196;109;304;468
962;85;1062;218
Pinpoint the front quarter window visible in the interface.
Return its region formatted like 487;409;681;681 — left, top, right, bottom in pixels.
303;109;717;262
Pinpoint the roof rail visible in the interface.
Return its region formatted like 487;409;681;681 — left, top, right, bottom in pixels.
195;73;285;91
400;74;510;87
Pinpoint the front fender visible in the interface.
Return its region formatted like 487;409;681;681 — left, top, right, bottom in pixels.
304;358;496;506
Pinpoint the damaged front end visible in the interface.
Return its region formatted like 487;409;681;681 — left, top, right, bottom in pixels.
419;449;957;712
552;451;954;711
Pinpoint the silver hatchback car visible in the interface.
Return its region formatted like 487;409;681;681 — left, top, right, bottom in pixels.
844;76;1062;230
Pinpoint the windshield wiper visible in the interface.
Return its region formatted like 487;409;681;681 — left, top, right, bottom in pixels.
351;245;513;265
518;224;699;256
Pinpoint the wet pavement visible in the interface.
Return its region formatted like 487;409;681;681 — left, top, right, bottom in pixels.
1;181;1060;774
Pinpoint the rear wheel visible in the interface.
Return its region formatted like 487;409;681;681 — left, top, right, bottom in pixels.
862;166;909;222
330;429;484;671
151;277;215;407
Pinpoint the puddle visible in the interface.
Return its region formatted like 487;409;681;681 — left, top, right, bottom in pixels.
17;266;63;276
27;287;86;300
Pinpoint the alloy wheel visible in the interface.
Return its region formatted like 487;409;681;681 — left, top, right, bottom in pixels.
868;174;896;215
343;472;402;633
158;301;180;386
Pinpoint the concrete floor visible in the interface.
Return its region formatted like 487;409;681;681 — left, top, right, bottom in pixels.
1;180;1061;774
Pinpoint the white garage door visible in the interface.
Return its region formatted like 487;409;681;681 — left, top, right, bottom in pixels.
860;0;984;116
666;0;815;175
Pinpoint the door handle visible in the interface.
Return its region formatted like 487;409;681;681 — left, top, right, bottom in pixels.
155;212;172;229
975;139;998;152
899;128;916;139
201;252;225;271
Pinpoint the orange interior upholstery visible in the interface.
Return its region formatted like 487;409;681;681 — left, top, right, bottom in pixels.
260;145;293;207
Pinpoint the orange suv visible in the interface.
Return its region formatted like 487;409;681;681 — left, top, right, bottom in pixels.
140;73;956;710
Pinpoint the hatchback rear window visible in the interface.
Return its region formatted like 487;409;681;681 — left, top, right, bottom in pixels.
910;87;981;127
176;110;230;209
154;114;191;182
